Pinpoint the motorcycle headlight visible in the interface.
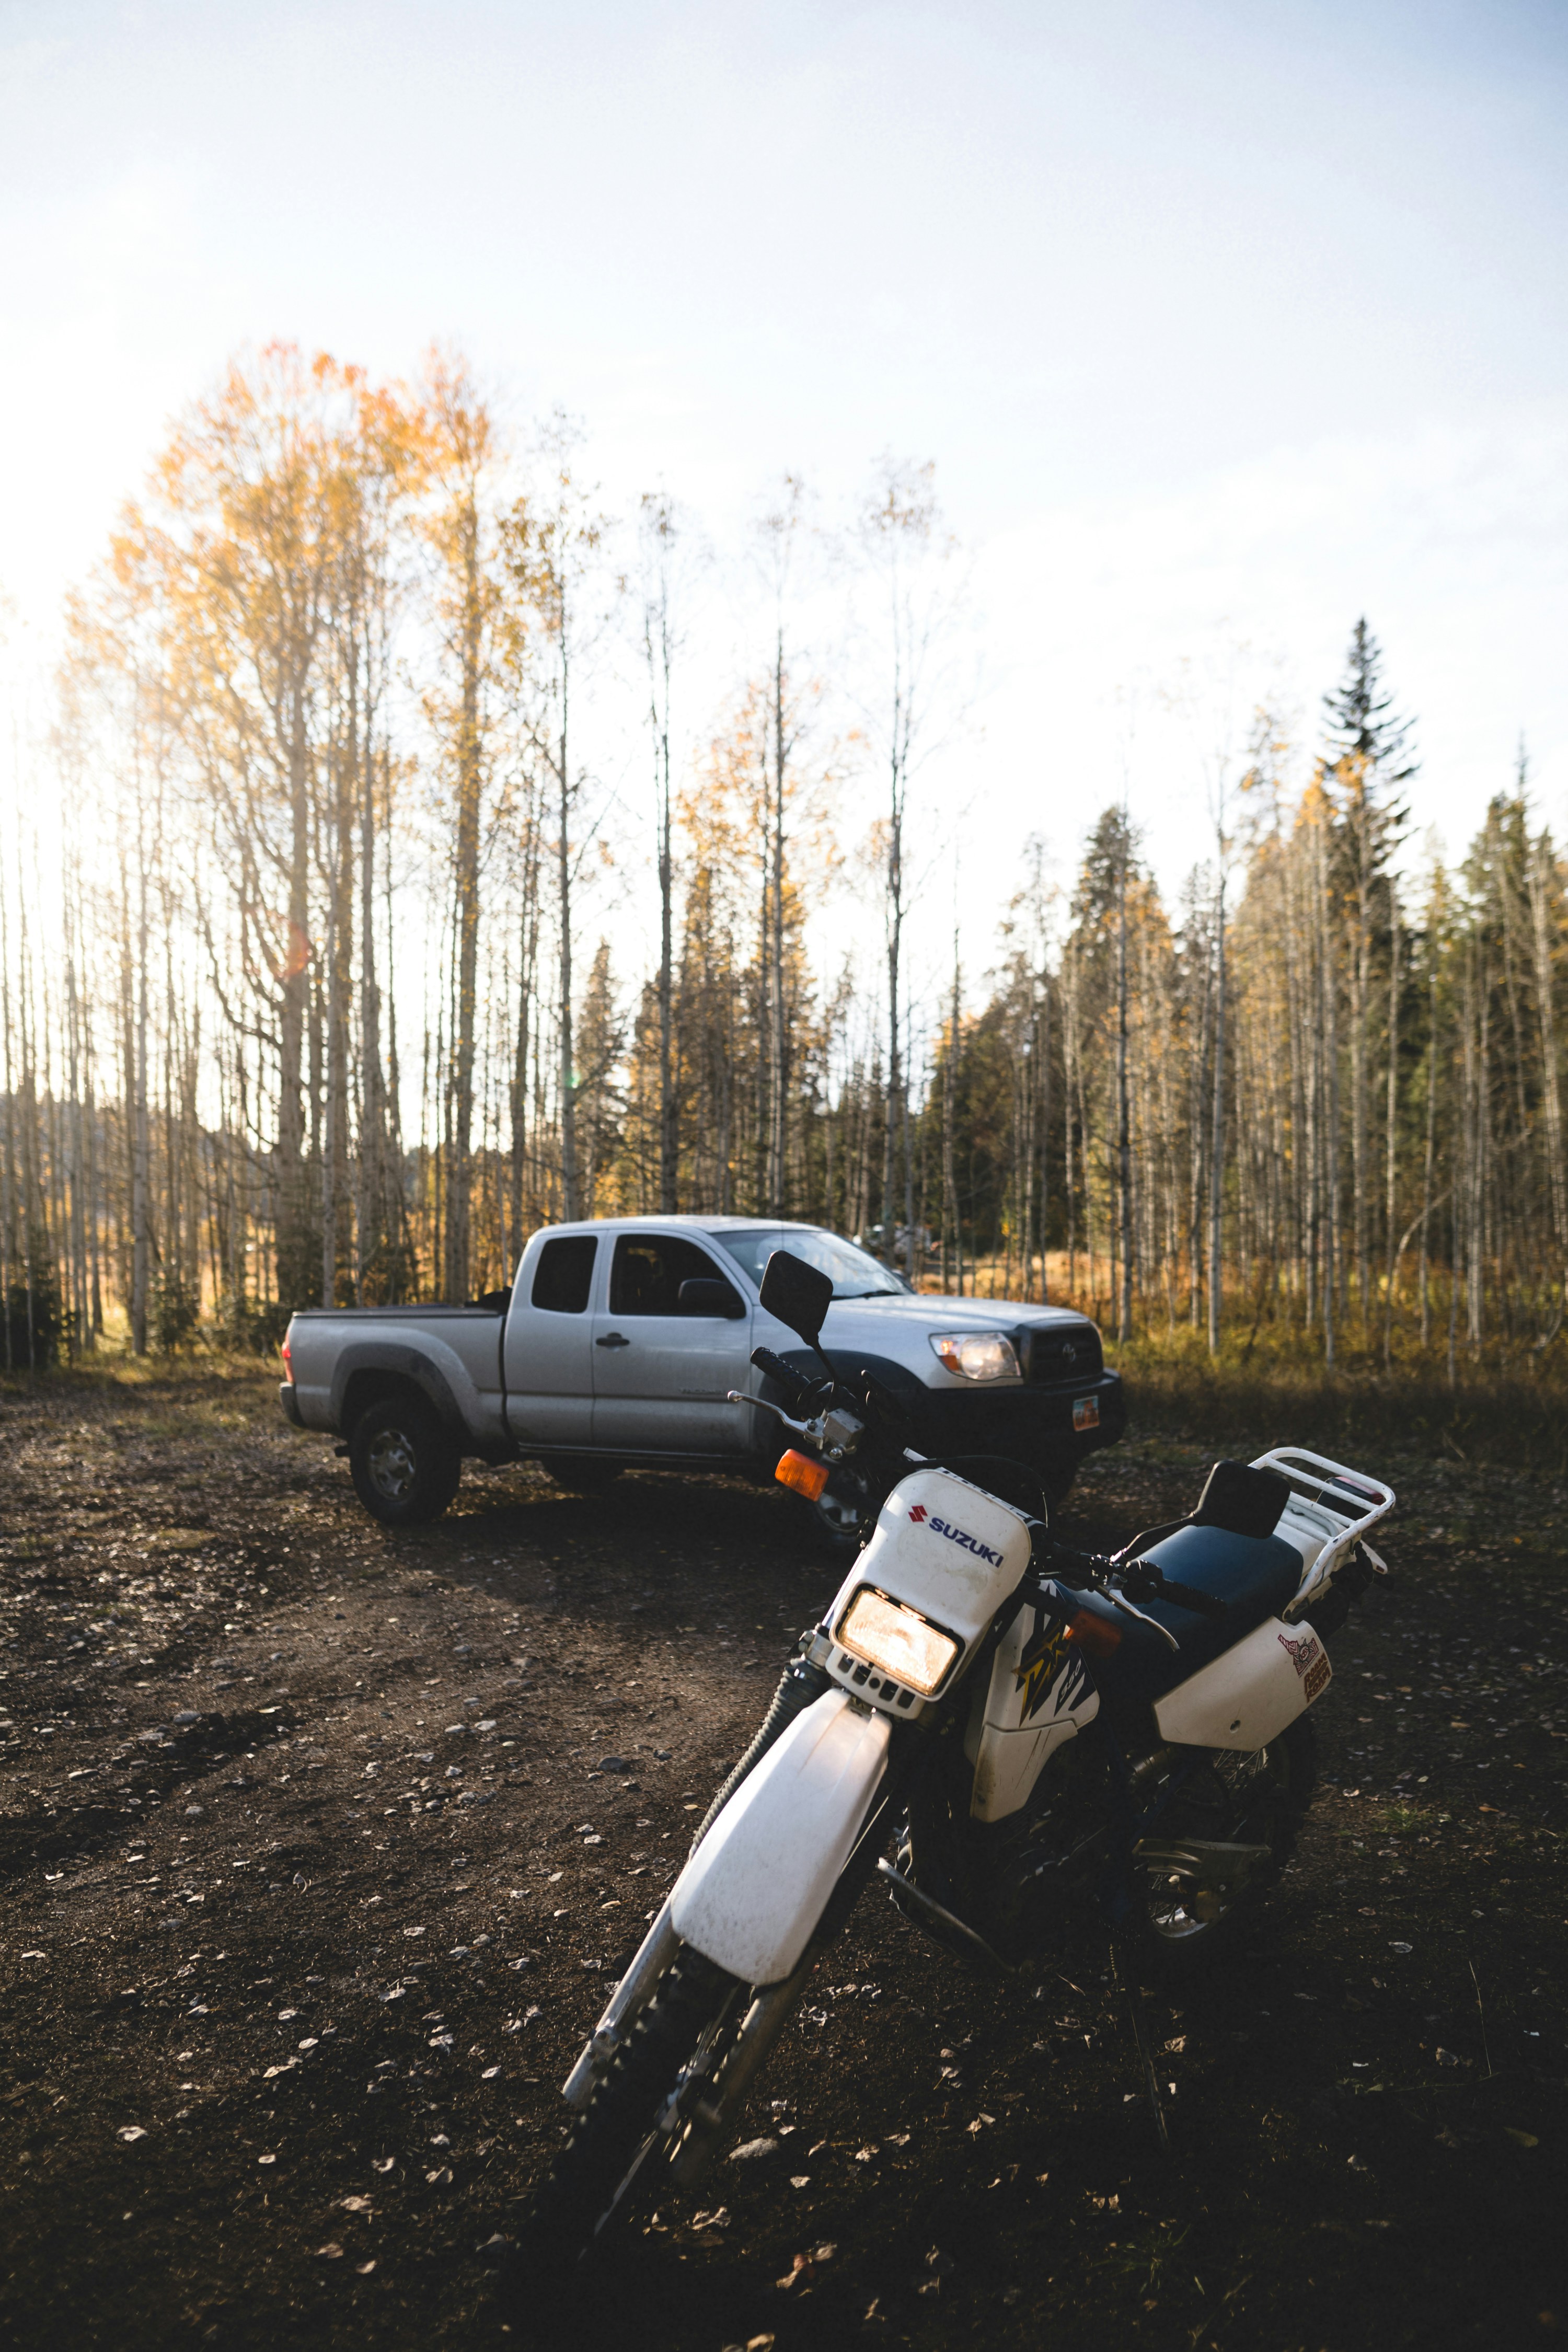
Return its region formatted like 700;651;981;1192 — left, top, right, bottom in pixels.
835;1586;960;1697
929;1331;1019;1382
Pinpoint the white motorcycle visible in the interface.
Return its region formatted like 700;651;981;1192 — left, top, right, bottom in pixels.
521;1250;1393;2266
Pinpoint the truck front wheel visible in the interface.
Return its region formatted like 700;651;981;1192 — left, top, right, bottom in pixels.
349;1397;462;1526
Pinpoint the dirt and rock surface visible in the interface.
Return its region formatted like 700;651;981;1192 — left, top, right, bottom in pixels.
0;1362;1564;2351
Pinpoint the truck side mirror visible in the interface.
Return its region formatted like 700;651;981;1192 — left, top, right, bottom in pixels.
676;1277;745;1320
758;1250;834;1347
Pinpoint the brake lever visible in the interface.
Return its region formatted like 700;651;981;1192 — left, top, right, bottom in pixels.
728;1392;814;1443
727;1391;868;1464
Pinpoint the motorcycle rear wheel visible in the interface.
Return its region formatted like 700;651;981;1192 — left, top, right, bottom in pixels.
512;1947;740;2275
1125;1715;1316;1968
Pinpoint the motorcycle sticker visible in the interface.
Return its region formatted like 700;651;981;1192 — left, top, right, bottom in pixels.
1014;1616;1091;1721
1278;1628;1331;1703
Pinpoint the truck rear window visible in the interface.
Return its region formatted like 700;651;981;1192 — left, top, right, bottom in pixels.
531;1235;597;1314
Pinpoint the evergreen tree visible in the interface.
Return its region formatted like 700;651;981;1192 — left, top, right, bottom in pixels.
1322;617;1418;787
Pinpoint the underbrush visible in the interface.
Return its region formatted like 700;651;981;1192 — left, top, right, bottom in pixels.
1102;1326;1568;1475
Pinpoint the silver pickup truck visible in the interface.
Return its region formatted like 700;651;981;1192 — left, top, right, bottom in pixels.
279;1217;1124;1547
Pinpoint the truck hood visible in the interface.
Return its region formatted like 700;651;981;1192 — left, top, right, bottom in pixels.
765;1290;1099;1370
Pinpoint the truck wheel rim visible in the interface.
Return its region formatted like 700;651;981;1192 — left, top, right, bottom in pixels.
367;1428;417;1502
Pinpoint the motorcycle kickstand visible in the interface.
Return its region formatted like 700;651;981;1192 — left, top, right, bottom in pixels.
1109;1943;1171;2158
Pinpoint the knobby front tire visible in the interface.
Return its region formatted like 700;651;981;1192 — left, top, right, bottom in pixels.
512;1947;739;2275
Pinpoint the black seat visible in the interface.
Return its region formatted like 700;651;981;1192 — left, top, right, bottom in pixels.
1084;1524;1304;1714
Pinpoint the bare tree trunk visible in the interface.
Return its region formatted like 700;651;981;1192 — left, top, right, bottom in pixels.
131;832;151;1356
1528;831;1568;1316
1207;869;1226;1355
942;939;959;1292
1381;896;1401;1365
1116;831;1133;1341
1419;944;1438;1348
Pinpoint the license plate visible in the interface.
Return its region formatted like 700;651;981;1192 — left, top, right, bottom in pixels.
1073;1394;1100;1432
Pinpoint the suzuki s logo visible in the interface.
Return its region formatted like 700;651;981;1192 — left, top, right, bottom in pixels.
910;1508;1004;1567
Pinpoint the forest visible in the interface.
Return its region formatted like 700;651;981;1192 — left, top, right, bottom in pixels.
1;340;1563;1379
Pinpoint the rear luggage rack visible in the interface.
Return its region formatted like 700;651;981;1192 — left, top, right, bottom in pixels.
1251;1446;1394;1617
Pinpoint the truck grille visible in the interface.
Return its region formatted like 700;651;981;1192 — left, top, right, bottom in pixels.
1018;1323;1103;1384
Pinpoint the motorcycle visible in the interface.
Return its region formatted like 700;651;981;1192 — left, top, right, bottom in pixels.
520;1249;1394;2265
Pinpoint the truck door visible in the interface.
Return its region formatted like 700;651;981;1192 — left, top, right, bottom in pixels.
591;1231;753;1455
503;1231;601;1446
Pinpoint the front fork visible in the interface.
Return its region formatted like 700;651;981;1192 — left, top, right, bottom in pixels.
564;1728;921;2184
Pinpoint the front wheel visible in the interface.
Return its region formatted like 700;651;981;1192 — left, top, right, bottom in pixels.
515;1948;740;2270
349;1397;461;1526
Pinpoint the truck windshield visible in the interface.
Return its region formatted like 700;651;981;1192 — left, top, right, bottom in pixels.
710;1227;905;1300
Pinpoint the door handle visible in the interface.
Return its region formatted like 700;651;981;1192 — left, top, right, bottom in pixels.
596;1332;631;1348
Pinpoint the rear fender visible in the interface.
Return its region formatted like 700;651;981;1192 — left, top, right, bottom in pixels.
670;1690;892;1985
1153;1616;1331;1749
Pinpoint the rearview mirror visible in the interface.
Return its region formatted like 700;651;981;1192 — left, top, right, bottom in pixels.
758;1249;834;1347
676;1277;745;1320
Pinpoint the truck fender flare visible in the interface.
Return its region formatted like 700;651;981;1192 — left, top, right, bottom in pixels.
766;1347;927;1406
331;1345;466;1443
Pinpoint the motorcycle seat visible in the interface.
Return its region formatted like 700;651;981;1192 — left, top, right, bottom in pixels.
1083;1525;1305;1713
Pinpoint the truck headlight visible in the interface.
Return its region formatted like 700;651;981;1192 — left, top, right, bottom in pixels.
929;1331;1019;1381
835;1587;960;1697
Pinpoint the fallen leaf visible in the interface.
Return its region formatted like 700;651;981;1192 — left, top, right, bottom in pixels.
317;2242;344;2259
117;2126;147;2144
729;2136;778;2162
339;2196;373;2213
1505;2128;1539;2148
372;2158;395;2173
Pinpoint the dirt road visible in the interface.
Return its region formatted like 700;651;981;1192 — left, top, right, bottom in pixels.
1;1365;1563;2349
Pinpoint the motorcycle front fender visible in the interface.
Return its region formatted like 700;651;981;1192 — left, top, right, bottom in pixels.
670;1689;892;1986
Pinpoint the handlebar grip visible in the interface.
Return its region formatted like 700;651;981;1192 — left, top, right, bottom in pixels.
1153;1577;1228;1621
751;1345;809;1400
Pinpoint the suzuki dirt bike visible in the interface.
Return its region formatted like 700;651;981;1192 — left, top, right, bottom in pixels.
521;1250;1394;2265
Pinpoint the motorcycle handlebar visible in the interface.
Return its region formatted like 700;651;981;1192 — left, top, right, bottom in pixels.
1037;1544;1229;1623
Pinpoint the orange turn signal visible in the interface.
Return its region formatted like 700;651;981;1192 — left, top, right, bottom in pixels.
775;1449;830;1502
1065;1608;1122;1659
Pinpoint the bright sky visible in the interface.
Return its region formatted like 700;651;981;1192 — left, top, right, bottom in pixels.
3;0;1566;985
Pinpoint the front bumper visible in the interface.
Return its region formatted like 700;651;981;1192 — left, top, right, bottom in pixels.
913;1367;1125;1465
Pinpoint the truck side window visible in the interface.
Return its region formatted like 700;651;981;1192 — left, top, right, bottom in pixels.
609;1234;723;1316
531;1235;598;1314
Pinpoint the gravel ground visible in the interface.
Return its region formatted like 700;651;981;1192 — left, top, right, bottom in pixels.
0;1364;1564;2351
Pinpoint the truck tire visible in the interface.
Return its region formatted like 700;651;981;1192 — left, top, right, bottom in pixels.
805;1485;867;1556
349;1396;461;1526
1043;1459;1077;1515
